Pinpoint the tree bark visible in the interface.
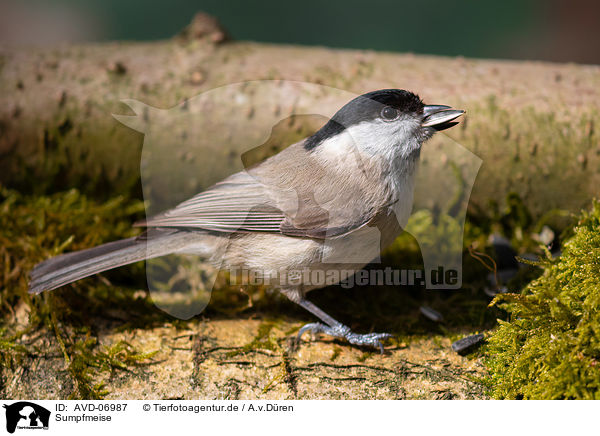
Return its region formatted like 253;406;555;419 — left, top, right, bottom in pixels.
1;19;599;217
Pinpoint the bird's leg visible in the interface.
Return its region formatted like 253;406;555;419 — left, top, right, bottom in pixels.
280;289;393;353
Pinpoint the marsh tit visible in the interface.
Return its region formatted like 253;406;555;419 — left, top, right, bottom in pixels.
29;89;464;352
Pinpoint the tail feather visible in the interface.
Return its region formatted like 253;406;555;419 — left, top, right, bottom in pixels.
28;230;195;294
30;237;141;281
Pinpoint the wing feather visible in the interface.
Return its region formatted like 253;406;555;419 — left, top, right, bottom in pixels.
139;171;287;233
137;140;397;239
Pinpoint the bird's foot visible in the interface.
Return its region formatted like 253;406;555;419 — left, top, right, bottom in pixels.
297;322;393;354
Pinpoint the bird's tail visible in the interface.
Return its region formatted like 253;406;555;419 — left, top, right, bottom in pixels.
28;230;195;294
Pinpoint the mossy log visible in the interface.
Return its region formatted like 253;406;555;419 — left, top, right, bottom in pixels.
1;16;599;217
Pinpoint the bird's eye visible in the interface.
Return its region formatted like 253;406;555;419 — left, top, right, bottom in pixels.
381;106;399;121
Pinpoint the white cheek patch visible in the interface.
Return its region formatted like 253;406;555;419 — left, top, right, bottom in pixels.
316;117;421;163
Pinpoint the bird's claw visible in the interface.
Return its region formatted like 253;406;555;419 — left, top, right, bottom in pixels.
297;322;393;354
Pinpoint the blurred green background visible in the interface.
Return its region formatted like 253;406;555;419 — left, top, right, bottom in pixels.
1;0;598;64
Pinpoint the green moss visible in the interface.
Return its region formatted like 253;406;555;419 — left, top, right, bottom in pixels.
485;200;600;399
0;187;159;398
62;334;158;399
228;319;280;357
0;328;30;372
0;186;145;320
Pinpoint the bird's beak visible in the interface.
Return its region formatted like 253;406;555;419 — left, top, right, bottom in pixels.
421;105;465;131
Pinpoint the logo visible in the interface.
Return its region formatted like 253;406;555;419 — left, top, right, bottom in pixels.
2;402;50;433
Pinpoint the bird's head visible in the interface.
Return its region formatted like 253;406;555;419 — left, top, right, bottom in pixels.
305;89;464;162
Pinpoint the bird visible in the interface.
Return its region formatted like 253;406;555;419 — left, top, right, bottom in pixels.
28;89;464;352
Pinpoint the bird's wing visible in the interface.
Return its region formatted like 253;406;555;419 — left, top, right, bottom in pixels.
139;171;286;233
138;169;389;238
138;171;375;237
139;141;394;238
